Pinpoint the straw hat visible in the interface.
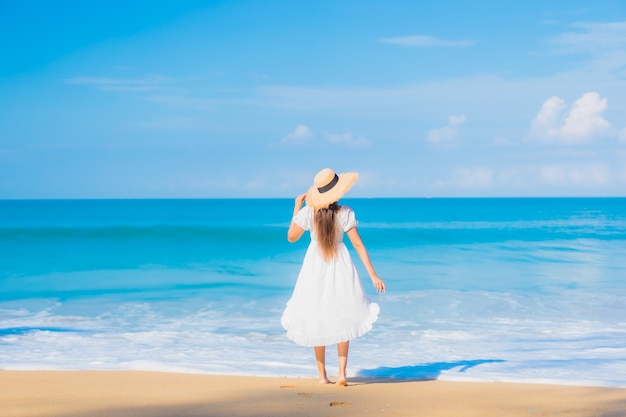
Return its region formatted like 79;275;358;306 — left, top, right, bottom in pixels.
305;168;359;209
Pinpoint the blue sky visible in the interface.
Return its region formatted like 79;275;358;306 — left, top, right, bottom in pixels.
1;0;625;198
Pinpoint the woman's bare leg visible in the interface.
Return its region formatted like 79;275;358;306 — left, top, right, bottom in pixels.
314;346;330;384
337;341;349;386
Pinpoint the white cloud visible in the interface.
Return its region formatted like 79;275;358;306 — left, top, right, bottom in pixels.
325;131;372;148
282;124;314;145
528;92;610;144
539;163;610;187
426;126;456;143
426;114;467;144
561;93;609;138
530;96;567;138
380;35;475;48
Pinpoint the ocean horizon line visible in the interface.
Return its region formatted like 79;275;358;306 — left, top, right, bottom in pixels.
2;196;626;202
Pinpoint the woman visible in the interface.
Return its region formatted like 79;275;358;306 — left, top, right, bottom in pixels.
281;168;386;386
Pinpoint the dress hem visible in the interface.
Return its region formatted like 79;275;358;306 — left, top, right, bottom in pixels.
282;303;380;347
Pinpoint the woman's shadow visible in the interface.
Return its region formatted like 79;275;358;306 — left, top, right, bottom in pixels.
352;359;505;384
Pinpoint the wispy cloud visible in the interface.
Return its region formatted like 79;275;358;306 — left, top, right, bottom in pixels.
256;75;513;117
65;73;217;111
528;92;611;144
549;21;626;55
133;117;207;130
282;124;314;145
380;35;475;48
431;162;617;193
539;163;611;187
426;114;467;144
143;94;217;111
64;75;173;92
433;166;494;190
279;125;372;148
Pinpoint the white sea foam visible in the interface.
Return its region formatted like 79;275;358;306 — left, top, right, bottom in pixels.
1;288;625;387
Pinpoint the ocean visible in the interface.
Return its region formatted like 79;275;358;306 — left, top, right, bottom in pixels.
1;198;625;387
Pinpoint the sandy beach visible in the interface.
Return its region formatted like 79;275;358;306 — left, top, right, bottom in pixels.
1;371;625;417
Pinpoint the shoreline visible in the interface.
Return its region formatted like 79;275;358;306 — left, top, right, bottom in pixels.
2;370;625;417
3;366;625;390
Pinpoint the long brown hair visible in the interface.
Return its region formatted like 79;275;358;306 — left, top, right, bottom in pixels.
314;202;341;262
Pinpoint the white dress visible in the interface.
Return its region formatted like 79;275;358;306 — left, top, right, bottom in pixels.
281;205;380;347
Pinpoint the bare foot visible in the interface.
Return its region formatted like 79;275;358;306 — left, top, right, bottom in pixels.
319;378;332;385
337;379;347;387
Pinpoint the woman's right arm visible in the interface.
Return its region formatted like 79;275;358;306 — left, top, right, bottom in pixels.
347;227;386;293
287;193;307;242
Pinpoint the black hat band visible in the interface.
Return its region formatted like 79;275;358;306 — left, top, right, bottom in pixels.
317;174;339;193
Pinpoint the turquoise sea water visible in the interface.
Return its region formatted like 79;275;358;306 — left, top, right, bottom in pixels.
1;198;625;387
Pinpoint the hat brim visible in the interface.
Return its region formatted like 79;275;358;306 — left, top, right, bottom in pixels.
306;172;358;209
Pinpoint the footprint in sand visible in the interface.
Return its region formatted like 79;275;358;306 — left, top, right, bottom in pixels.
329;401;350;406
297;392;313;397
279;385;296;389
